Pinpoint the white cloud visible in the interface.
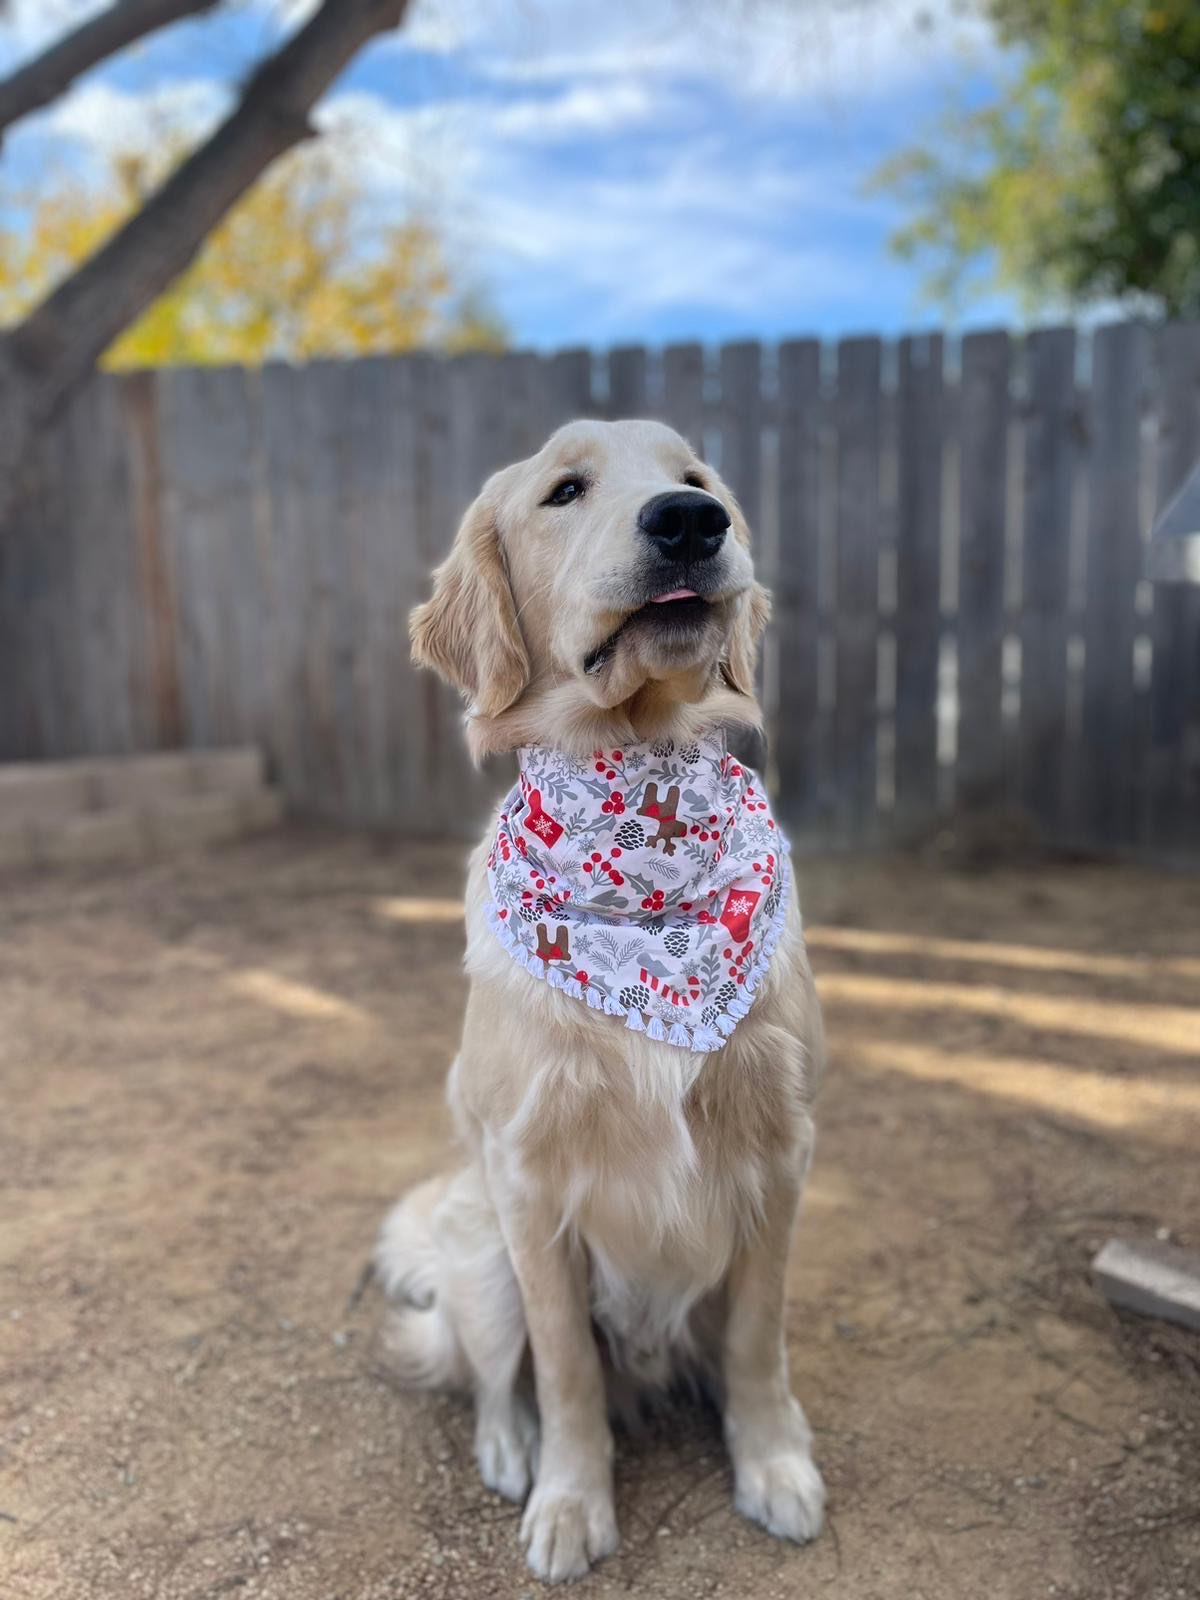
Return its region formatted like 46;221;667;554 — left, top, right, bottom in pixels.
40;77;231;158
0;1;107;56
307;82;905;339
490;81;662;139
392;0;996;103
1;0;1006;342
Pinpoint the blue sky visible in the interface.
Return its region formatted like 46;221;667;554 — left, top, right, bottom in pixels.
0;0;1014;348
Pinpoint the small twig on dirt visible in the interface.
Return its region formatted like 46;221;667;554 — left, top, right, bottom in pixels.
620;1463;728;1588
941;1518;1011;1535
824;1507;843;1575
1091;1505;1200;1542
0;1510;17;1522
345;1258;375;1318
910;1315;1000;1372
1043;1398;1113;1440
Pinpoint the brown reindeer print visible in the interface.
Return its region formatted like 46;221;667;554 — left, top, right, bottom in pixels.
535;923;570;963
638;784;688;856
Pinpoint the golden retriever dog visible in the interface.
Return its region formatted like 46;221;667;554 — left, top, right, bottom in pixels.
376;419;826;1583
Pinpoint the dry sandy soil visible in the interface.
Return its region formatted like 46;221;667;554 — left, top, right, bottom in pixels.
2;830;1198;1600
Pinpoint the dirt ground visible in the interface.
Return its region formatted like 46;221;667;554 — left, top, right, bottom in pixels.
2;830;1199;1600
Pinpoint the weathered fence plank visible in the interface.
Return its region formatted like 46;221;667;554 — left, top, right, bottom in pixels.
662;343;705;454
894;333;944;826
956;330;1011;813
832;336;883;839
156;365;263;754
430;353;513;833
774;338;824;825
123;371;183;750
1019;327;1077;837
607;345;648;420
541;347;595;436
718;342;763;536
1149;321;1200;853
1079;321;1150;847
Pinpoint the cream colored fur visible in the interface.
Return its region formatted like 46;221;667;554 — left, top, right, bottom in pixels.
378;420;826;1583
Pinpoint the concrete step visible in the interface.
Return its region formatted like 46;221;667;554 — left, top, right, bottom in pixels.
0;747;265;825
0;749;282;870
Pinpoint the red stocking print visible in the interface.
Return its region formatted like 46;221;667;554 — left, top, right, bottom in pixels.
523;788;563;847
719;887;761;944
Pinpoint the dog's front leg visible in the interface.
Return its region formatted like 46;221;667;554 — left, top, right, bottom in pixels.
487;1146;618;1583
722;1124;826;1545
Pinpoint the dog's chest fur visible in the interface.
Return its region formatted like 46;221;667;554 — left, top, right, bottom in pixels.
455;840;818;1378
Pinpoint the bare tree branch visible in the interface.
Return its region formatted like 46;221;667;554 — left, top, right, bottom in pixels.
0;0;221;145
0;0;409;503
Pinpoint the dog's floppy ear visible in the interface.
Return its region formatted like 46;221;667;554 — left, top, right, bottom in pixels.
410;493;529;716
721;581;771;697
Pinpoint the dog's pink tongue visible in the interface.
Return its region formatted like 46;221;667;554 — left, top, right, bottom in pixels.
650;587;698;603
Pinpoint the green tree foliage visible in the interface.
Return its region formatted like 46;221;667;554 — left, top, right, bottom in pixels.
876;0;1200;316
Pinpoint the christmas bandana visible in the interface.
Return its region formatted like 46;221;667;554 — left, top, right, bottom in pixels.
484;730;793;1052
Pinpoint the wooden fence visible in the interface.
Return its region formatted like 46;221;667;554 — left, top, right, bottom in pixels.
1;321;1198;854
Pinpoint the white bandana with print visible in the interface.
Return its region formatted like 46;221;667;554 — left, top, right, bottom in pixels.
484;729;793;1052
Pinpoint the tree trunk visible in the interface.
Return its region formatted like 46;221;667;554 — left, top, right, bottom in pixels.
0;0;408;517
0;0;220;144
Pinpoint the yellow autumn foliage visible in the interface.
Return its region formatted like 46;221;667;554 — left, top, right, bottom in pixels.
0;139;506;365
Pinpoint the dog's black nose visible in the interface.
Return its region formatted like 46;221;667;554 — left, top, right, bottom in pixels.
638;490;730;564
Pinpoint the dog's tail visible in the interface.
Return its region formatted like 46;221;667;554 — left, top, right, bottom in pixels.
374;1175;470;1390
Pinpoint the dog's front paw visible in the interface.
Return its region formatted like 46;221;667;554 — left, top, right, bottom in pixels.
520;1482;618;1583
734;1448;825;1543
475;1399;539;1503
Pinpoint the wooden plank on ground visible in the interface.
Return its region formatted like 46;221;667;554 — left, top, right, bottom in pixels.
1093;1238;1200;1332
956;330;1011;813
1019;326;1077;837
894;332;944;828
774;338;824;824
833;336;883;841
1149;321;1200;854
1079;321;1150;847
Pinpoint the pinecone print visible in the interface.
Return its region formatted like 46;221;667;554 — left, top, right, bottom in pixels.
679;740;701;764
517;902;539;923
701;1003;720;1027
644;914;666;935
716;979;738;1008
663;928;689;957
614;819;646;849
764;881;781;920
619;983;651;1011
650;738;675;758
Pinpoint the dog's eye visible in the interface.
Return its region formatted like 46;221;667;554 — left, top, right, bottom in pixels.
544;477;586;507
682;471;706;489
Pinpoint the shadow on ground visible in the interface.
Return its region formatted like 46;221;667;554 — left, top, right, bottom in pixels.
2;832;1198;1599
